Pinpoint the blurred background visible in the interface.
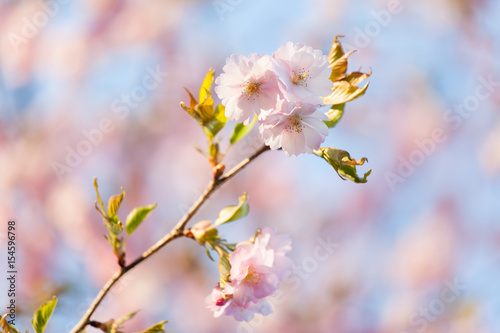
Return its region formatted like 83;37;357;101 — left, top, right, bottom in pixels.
0;0;499;332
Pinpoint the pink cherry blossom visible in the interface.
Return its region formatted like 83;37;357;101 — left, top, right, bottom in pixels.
214;53;282;125
223;297;272;322
254;227;293;280
226;240;281;307
272;42;331;105
206;283;273;322
206;228;292;321
206;284;231;318
259;99;329;156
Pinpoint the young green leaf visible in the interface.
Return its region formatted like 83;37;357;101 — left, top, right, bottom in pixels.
214;193;249;226
185;88;198;108
203;103;228;139
230;115;258;145
199;68;215;103
208;142;219;160
204;246;215;261
138;320;168;333
324;104;345;128
315;147;371;183
200;94;229;139
214;103;227;122
93;177;106;217
108;187;125;217
181;71;228;141
180;101;199;122
109;311;139;333
125;204;158;235
106;215;123;235
31;296;57;333
197;89;215;124
217;250;231;286
180;88;201;123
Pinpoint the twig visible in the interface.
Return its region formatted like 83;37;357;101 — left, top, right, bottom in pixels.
70;145;270;333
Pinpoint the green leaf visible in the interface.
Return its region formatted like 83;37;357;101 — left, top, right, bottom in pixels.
93;177;106;217
208;142;219;160
315;147;371;183
110;311;139;333
204;246;215;261
230;115;258;145
203;103;227;139
217;250;231;286
324;103;345;128
31;296;57;333
323;80;369;105
181;71;227;140
214;103;227;124
180;101;200;122
138;320;168;333
180;88;201;123
197;89;215;124
108;188;125;217
106;215;123;235
199;68;215;103
214;193;249;226
184;88;198;108
125;204;157;235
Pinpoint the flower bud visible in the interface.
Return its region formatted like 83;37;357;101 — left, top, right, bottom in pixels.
191;220;218;246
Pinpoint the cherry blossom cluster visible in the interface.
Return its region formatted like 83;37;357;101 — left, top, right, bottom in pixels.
215;42;332;156
206;228;293;321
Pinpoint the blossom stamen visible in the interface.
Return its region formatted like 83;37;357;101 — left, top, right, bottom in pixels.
291;68;310;87
244;266;262;286
241;81;262;100
284;115;304;133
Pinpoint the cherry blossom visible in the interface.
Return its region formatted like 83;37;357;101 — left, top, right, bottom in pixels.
206;228;292;321
206;284;232;318
214;53;282;125
272;42;332;105
259;99;329;156
206;284;273;322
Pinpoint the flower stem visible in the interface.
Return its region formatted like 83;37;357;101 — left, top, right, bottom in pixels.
70;144;270;333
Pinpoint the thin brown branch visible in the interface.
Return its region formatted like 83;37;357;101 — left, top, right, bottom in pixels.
70;144;270;333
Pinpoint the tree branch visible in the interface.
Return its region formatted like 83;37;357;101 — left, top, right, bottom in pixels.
70;144;270;333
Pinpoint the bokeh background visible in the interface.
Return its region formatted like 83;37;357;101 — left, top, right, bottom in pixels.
1;0;499;332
